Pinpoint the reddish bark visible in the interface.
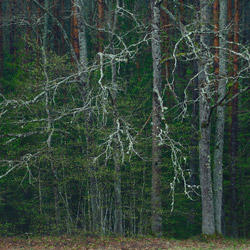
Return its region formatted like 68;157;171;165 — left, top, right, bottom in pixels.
26;0;31;41
61;0;65;55
229;0;239;237
71;0;80;62
10;0;17;61
0;0;3;92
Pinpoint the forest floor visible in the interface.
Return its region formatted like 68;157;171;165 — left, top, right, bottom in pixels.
0;235;250;250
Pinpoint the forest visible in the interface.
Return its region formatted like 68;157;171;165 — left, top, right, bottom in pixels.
0;0;250;241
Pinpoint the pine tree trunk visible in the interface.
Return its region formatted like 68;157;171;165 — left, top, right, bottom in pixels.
0;0;3;92
61;0;66;55
43;0;49;50
213;0;227;235
198;0;215;235
10;0;17;60
71;0;80;61
26;0;31;44
151;0;162;237
53;0;59;54
230;0;239;237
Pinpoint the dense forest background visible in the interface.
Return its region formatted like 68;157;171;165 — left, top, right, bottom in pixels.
0;0;250;238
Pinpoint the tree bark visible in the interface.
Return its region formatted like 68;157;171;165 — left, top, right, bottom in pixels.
151;0;162;237
213;0;227;235
229;0;239;238
71;0;80;62
213;0;219;90
198;0;215;235
75;0;100;233
53;0;59;54
161;0;170;80
43;0;49;50
61;0;66;55
0;0;3;93
10;0;17;61
97;0;104;53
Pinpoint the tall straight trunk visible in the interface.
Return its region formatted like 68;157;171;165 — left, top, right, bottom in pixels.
75;0;99;233
10;0;17;60
71;0;80;61
0;0;3;92
97;0;104;53
151;0;162;236
61;0;66;55
107;3;123;235
213;0;227;235
213;0;219;88
161;0;169;80
26;0;32;43
43;0;49;50
198;0;215;235
229;0;239;237
53;0;59;54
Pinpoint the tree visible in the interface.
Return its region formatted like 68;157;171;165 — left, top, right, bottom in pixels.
0;0;3;92
71;0;80;61
230;0;239;237
213;0;227;235
97;0;104;53
151;0;163;236
198;0;215;235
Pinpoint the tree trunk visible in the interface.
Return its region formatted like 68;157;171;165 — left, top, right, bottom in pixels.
97;0;104;53
213;0;227;235
53;0;59;54
229;0;239;237
26;0;32;44
61;0;66;55
161;0;170;80
43;0;49;50
151;0;162;237
198;0;215;235
71;0;80;62
75;0;100;234
10;0;17;61
213;0;219;91
0;0;3;92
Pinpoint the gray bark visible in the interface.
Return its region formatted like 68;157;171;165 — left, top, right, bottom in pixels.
213;0;227;235
76;0;100;233
198;0;215;235
107;2;123;235
151;0;162;236
76;0;88;82
43;0;49;50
